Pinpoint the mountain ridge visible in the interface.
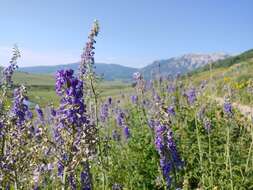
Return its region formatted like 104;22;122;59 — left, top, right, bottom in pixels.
18;52;231;80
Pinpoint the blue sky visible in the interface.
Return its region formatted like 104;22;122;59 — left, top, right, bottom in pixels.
0;0;252;68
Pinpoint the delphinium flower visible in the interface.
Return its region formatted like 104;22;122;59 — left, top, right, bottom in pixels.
100;102;109;123
79;20;99;79
10;85;33;126
115;109;130;139
53;69;96;188
133;72;145;94
167;106;175;116
1;45;20;87
167;83;176;94
68;173;77;190
152;88;161;103
131;95;138;104
123;126;130;139
78;21;100;128
148;119;158;129
133;72;142;81
80;162;92;190
116;110;125;127
35;104;44;122
154;121;183;189
223;98;233;117
186;88;196;105
0;121;4;138
0;85;48;189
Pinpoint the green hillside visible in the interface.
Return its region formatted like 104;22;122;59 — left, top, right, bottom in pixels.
187;49;253;104
13;72;55;86
10;71;132;106
191;49;253;74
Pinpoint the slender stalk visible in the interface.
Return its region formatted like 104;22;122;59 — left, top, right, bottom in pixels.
195;113;204;186
14;170;19;190
61;167;67;190
226;119;233;190
246;130;253;172
88;67;107;190
208;133;214;188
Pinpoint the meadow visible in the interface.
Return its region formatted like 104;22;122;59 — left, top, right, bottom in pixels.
0;21;253;190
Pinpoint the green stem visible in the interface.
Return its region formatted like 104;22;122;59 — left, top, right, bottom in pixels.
246;130;253;172
208;134;214;188
89;70;106;190
195;113;204;186
226;120;233;189
61;167;67;190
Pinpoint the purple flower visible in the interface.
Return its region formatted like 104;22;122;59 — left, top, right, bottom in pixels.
55;69;88;127
124;126;130;139
100;103;109;122
0;121;4;138
186;88;196;105
1;45;20;86
154;122;183;188
148;119;157;129
167;84;176;94
160;157;171;188
131;95;138;104
79;20;99;78
80;162;92;190
224;99;233;116
57;161;64;177
133;72;142;80
116;111;125;127
35;104;44;123
167;106;175;116
167;128;183;168
69;173;77;190
11;86;33;126
50;107;56;117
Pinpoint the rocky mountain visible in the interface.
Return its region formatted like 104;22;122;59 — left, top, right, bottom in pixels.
18;53;231;81
140;53;230;79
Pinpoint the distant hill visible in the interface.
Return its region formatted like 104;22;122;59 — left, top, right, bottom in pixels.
19;53;230;81
19;63;138;81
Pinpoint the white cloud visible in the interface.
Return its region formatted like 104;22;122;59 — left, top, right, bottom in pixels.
0;46;79;67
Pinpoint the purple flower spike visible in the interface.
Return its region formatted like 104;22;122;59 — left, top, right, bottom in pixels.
154;122;183;188
35;104;44;121
167;106;175;116
131;95;138;104
124;126;130;139
186;88;196;105
224;99;233;117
